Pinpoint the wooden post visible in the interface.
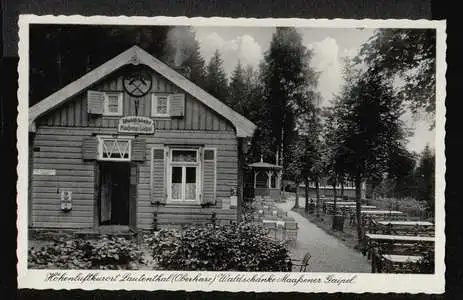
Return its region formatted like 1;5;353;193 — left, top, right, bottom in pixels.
267;171;272;188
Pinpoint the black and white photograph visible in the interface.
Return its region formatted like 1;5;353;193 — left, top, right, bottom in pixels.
17;15;446;293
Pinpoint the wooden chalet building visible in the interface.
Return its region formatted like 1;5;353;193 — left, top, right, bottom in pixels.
28;45;256;231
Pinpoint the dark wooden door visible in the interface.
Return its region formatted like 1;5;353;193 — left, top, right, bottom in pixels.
100;163;130;225
110;163;130;225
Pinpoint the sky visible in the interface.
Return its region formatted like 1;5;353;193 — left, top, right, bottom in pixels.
192;26;435;154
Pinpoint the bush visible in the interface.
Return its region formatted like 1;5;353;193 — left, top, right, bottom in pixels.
150;223;292;271
28;236;144;270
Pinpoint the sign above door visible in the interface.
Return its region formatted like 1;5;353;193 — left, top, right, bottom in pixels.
118;116;154;134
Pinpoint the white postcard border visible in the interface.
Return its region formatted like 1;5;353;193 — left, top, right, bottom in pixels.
17;15;447;294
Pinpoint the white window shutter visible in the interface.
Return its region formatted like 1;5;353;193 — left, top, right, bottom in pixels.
169;93;185;117
151;147;167;205
202;148;216;206
87;90;105;115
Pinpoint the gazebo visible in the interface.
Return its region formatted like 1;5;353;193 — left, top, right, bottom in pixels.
248;157;283;201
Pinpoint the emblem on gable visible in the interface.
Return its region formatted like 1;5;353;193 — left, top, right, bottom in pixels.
123;67;152;97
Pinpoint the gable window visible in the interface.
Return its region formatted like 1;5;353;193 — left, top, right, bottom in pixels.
167;148;201;202
103;92;123;116
152;94;170;117
98;136;132;161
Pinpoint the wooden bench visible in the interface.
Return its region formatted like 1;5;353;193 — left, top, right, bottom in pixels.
291;252;311;272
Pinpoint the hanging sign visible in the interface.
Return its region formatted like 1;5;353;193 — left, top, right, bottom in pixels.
118;116;154;134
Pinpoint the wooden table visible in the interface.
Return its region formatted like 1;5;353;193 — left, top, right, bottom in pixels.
374;221;434;236
362;210;404;215
365;234;434;272
379;254;423;273
382;254;423;263
365;233;435;243
262;219;285;227
378;221;433;227
361;210;406;221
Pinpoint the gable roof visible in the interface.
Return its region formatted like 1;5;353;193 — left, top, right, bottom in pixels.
29;45;256;137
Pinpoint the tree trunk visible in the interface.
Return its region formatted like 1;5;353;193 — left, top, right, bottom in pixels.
355;175;363;245
304;177;309;214
340;179;344;198
315;179;320;217
332;178;337;212
293;180;300;209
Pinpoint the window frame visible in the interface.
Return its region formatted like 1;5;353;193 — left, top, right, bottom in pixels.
166;148;201;203
97;135;133;162
151;93;171;118
103;92;124;116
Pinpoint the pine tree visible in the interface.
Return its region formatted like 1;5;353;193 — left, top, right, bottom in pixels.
228;60;247;114
162;26;207;87
205;50;229;102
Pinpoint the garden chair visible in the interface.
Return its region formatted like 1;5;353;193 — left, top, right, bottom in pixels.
291;252;312;272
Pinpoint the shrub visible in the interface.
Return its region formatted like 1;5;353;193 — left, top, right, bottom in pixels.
28;236;144;270
151;223;292;272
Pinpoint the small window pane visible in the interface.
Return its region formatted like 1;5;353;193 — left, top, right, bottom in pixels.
204;149;215;160
185;167;196;200
186;167;196;183
172;167;182;183
107;95;119;113
171;167;182;200
172;150;197;162
156;96;168;114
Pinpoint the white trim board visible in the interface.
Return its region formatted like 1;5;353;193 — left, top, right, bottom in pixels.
28;45;257;138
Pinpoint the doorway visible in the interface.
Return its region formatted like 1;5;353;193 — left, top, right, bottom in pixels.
99;162;130;225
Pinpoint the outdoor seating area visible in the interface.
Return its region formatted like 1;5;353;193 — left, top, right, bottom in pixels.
253;195;299;247
312;197;435;273
363;216;435;273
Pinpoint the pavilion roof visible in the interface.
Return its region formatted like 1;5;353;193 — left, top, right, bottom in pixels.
248;162;282;169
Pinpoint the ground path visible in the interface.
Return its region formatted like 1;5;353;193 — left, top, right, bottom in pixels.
277;198;371;273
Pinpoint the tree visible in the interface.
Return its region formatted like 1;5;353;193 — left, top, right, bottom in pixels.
415;145;435;216
386;147;418;199
228;60;248;114
205;50;229;102
261;27;316;173
356;29;436;118
333;62;406;244
163;26;207;87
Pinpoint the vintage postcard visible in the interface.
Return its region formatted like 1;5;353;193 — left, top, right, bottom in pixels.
17;15;446;293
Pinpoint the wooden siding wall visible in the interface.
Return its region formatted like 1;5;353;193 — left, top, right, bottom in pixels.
37;68;235;132
31;128;96;229
30;126;238;229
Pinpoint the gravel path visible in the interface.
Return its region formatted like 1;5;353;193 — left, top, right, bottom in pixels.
278;198;371;273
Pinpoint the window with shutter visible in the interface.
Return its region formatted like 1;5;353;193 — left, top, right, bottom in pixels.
87;90;123;116
103;92;123;116
166;148;201;203
151;147;167;204
202;148;216;206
